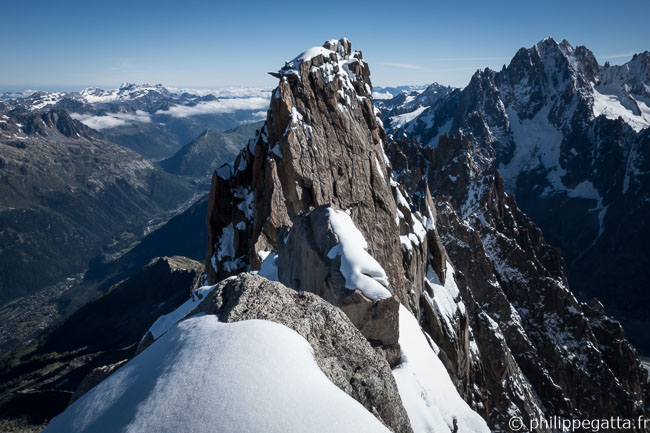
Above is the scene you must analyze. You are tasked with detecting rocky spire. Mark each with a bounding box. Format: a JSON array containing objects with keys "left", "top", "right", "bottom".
[
  {"left": 205, "top": 38, "right": 408, "bottom": 301},
  {"left": 203, "top": 37, "right": 452, "bottom": 372}
]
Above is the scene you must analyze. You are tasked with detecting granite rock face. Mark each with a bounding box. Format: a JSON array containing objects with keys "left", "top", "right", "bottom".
[
  {"left": 203, "top": 39, "right": 449, "bottom": 367},
  {"left": 204, "top": 38, "right": 406, "bottom": 303},
  {"left": 277, "top": 206, "right": 401, "bottom": 362}
]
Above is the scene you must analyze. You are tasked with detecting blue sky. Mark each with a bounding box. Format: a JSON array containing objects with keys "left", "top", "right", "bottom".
[{"left": 1, "top": 0, "right": 648, "bottom": 91}]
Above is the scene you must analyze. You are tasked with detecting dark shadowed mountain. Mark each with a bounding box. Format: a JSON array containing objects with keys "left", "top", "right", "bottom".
[
  {"left": 385, "top": 38, "right": 650, "bottom": 354},
  {"left": 159, "top": 122, "right": 262, "bottom": 186},
  {"left": 0, "top": 256, "right": 202, "bottom": 433}
]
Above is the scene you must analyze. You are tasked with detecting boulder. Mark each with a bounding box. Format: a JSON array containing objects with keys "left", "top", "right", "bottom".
[{"left": 277, "top": 205, "right": 400, "bottom": 363}]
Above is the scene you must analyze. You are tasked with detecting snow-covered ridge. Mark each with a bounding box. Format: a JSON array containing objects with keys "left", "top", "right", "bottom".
[
  {"left": 387, "top": 40, "right": 649, "bottom": 137},
  {"left": 393, "top": 305, "right": 490, "bottom": 433},
  {"left": 145, "top": 284, "right": 218, "bottom": 340},
  {"left": 44, "top": 315, "right": 391, "bottom": 433},
  {"left": 372, "top": 85, "right": 429, "bottom": 100},
  {"left": 594, "top": 53, "right": 650, "bottom": 132},
  {"left": 390, "top": 106, "right": 429, "bottom": 129},
  {"left": 80, "top": 83, "right": 170, "bottom": 103},
  {"left": 277, "top": 37, "right": 366, "bottom": 96},
  {"left": 641, "top": 359, "right": 650, "bottom": 377},
  {"left": 591, "top": 88, "right": 650, "bottom": 132}
]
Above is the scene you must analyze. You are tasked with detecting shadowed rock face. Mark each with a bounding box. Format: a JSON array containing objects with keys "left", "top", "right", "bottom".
[
  {"left": 387, "top": 39, "right": 650, "bottom": 355},
  {"left": 189, "top": 273, "right": 413, "bottom": 433},
  {"left": 389, "top": 135, "right": 649, "bottom": 431}
]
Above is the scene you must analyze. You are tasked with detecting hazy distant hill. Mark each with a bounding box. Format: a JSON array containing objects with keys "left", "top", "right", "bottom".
[{"left": 160, "top": 122, "right": 262, "bottom": 184}]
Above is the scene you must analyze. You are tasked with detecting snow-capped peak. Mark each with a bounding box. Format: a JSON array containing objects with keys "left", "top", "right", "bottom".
[
  {"left": 79, "top": 83, "right": 170, "bottom": 103},
  {"left": 594, "top": 51, "right": 650, "bottom": 131}
]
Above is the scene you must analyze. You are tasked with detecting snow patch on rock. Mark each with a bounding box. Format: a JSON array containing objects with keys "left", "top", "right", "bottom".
[
  {"left": 146, "top": 284, "right": 217, "bottom": 340},
  {"left": 326, "top": 208, "right": 392, "bottom": 301}
]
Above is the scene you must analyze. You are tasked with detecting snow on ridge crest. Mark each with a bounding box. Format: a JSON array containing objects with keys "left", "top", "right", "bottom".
[
  {"left": 393, "top": 305, "right": 491, "bottom": 433},
  {"left": 45, "top": 315, "right": 391, "bottom": 433},
  {"left": 277, "top": 38, "right": 366, "bottom": 91}
]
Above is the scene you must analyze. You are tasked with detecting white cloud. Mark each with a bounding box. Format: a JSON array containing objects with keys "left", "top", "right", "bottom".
[
  {"left": 372, "top": 91, "right": 394, "bottom": 100},
  {"left": 70, "top": 110, "right": 151, "bottom": 130},
  {"left": 166, "top": 87, "right": 272, "bottom": 98},
  {"left": 599, "top": 52, "right": 636, "bottom": 60},
  {"left": 156, "top": 97, "right": 270, "bottom": 118},
  {"left": 378, "top": 62, "right": 425, "bottom": 70}
]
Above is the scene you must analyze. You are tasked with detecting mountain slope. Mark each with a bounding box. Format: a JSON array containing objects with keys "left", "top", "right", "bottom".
[
  {"left": 388, "top": 38, "right": 650, "bottom": 353},
  {"left": 85, "top": 195, "right": 209, "bottom": 287},
  {"left": 159, "top": 122, "right": 261, "bottom": 184},
  {"left": 0, "top": 257, "right": 202, "bottom": 433},
  {"left": 0, "top": 109, "right": 194, "bottom": 305}
]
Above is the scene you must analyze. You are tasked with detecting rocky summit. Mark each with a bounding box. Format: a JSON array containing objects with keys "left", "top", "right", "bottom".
[{"left": 25, "top": 38, "right": 650, "bottom": 433}]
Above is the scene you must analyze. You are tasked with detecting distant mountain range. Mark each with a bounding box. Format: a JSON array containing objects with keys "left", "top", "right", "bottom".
[
  {"left": 0, "top": 85, "right": 261, "bottom": 362},
  {"left": 0, "top": 84, "right": 270, "bottom": 159}
]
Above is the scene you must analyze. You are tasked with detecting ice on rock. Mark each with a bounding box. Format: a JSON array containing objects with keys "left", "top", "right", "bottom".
[
  {"left": 216, "top": 163, "right": 232, "bottom": 180},
  {"left": 145, "top": 284, "right": 217, "bottom": 340},
  {"left": 500, "top": 106, "right": 565, "bottom": 194},
  {"left": 44, "top": 316, "right": 391, "bottom": 433},
  {"left": 216, "top": 223, "right": 235, "bottom": 261},
  {"left": 423, "top": 262, "right": 466, "bottom": 337}
]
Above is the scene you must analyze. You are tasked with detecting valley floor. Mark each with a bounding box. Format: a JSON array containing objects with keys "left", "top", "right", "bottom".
[
  {"left": 0, "top": 192, "right": 205, "bottom": 359},
  {"left": 0, "top": 274, "right": 85, "bottom": 357}
]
